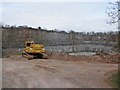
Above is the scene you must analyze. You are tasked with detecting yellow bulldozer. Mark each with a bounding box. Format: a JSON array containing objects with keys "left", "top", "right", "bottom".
[{"left": 22, "top": 40, "right": 48, "bottom": 60}]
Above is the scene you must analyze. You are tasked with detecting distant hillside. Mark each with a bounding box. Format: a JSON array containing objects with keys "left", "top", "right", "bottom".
[{"left": 1, "top": 25, "right": 118, "bottom": 49}]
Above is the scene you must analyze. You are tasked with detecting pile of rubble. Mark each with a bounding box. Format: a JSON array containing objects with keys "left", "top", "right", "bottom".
[{"left": 48, "top": 52, "right": 120, "bottom": 64}]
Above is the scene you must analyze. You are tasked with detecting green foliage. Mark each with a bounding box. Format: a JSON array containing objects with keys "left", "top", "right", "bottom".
[{"left": 109, "top": 71, "right": 120, "bottom": 88}]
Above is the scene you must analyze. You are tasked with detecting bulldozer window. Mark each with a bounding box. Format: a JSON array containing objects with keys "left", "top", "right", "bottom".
[{"left": 27, "top": 43, "right": 31, "bottom": 46}]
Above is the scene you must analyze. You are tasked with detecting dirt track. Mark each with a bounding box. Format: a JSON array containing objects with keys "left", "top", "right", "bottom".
[{"left": 2, "top": 55, "right": 118, "bottom": 88}]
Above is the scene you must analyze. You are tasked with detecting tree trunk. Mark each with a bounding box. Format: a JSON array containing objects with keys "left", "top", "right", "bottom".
[{"left": 118, "top": 2, "right": 120, "bottom": 53}]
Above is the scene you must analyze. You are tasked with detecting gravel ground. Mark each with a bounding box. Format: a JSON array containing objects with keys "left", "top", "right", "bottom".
[{"left": 2, "top": 55, "right": 118, "bottom": 88}]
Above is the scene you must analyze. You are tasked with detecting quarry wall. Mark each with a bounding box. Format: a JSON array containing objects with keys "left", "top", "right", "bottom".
[{"left": 1, "top": 28, "right": 118, "bottom": 56}]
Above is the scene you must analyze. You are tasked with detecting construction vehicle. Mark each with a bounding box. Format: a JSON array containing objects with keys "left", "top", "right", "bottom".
[{"left": 22, "top": 41, "right": 47, "bottom": 60}]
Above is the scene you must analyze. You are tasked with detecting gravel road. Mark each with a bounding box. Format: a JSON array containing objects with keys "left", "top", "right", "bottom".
[{"left": 2, "top": 56, "right": 118, "bottom": 88}]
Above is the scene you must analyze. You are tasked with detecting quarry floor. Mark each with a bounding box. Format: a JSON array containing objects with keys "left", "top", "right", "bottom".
[{"left": 2, "top": 55, "right": 118, "bottom": 88}]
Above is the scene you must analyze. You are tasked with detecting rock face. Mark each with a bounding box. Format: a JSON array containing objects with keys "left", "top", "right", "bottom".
[{"left": 1, "top": 28, "right": 118, "bottom": 56}]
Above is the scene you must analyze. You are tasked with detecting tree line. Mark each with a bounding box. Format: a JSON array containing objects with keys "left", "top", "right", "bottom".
[{"left": 0, "top": 24, "right": 118, "bottom": 36}]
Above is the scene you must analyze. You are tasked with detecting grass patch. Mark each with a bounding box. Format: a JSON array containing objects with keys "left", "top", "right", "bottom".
[
  {"left": 109, "top": 71, "right": 120, "bottom": 88},
  {"left": 16, "top": 51, "right": 22, "bottom": 55}
]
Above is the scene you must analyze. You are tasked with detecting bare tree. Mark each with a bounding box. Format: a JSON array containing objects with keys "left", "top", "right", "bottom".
[
  {"left": 69, "top": 30, "right": 76, "bottom": 52},
  {"left": 106, "top": 1, "right": 120, "bottom": 52},
  {"left": 106, "top": 1, "right": 120, "bottom": 24}
]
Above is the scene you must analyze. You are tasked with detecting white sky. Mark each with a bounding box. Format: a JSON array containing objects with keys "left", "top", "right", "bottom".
[{"left": 1, "top": 1, "right": 118, "bottom": 32}]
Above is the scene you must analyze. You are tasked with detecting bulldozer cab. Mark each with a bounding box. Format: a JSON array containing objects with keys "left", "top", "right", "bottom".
[{"left": 25, "top": 41, "right": 34, "bottom": 47}]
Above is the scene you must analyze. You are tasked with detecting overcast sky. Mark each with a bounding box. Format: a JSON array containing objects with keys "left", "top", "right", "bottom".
[{"left": 1, "top": 2, "right": 118, "bottom": 32}]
